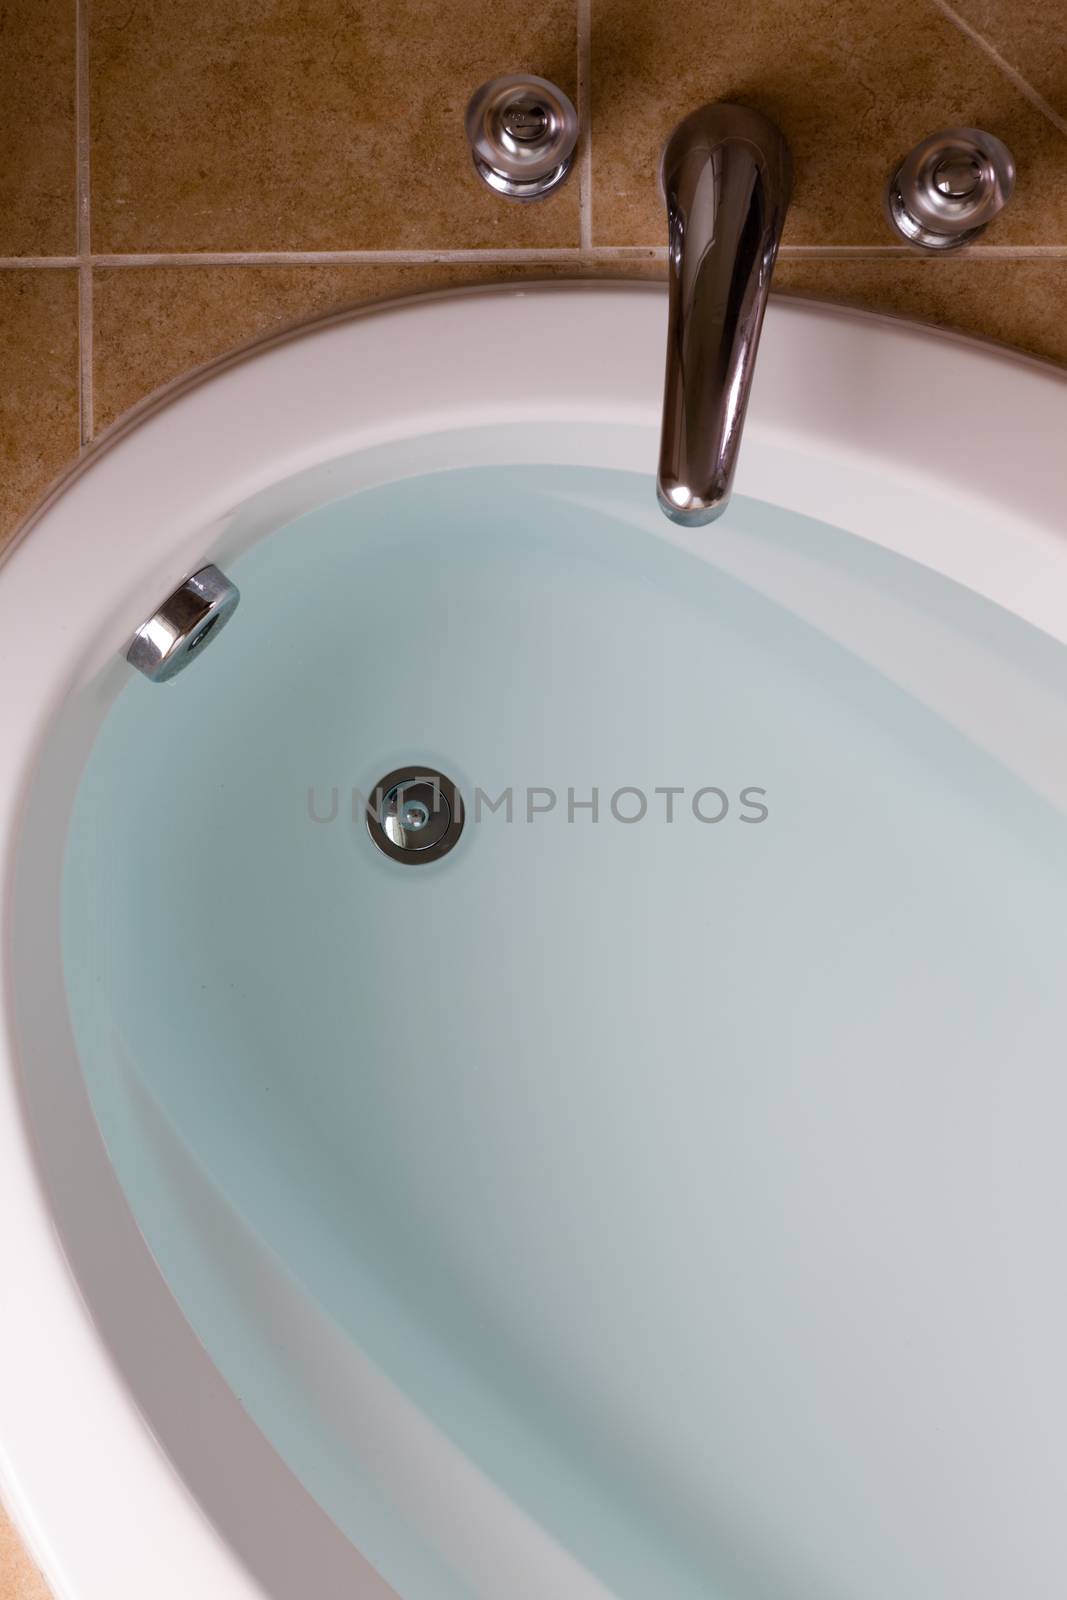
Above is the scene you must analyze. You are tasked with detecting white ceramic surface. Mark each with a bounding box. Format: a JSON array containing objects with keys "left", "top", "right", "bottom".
[{"left": 2, "top": 284, "right": 1067, "bottom": 1600}]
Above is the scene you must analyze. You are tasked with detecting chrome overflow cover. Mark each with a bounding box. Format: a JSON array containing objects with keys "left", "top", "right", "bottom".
[
  {"left": 126, "top": 563, "right": 240, "bottom": 682},
  {"left": 465, "top": 74, "right": 579, "bottom": 200},
  {"left": 367, "top": 767, "right": 465, "bottom": 865}
]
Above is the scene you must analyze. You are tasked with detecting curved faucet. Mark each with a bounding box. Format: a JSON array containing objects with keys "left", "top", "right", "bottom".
[{"left": 657, "top": 103, "right": 792, "bottom": 526}]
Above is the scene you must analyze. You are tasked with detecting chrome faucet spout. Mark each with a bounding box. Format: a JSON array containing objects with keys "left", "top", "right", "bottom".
[{"left": 657, "top": 103, "right": 792, "bottom": 526}]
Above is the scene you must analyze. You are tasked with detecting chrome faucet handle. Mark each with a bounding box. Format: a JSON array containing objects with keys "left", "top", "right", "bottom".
[
  {"left": 465, "top": 75, "right": 578, "bottom": 201},
  {"left": 886, "top": 128, "right": 1015, "bottom": 250}
]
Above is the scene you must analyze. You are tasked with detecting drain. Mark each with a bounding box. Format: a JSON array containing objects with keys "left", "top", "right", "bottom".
[{"left": 366, "top": 766, "right": 465, "bottom": 865}]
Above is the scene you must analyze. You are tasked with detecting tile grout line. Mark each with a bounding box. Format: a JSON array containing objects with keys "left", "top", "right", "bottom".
[
  {"left": 77, "top": 271, "right": 93, "bottom": 447},
  {"left": 75, "top": 0, "right": 94, "bottom": 446},
  {"left": 91, "top": 248, "right": 600, "bottom": 266},
  {"left": 780, "top": 244, "right": 1067, "bottom": 258},
  {"left": 577, "top": 0, "right": 593, "bottom": 251},
  {"left": 5, "top": 245, "right": 1067, "bottom": 271},
  {"left": 929, "top": 0, "right": 1067, "bottom": 140},
  {"left": 91, "top": 247, "right": 621, "bottom": 265}
]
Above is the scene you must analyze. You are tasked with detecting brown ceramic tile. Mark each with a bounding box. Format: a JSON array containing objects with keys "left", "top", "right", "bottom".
[
  {"left": 90, "top": 0, "right": 580, "bottom": 252},
  {"left": 93, "top": 261, "right": 653, "bottom": 430},
  {"left": 0, "top": 271, "right": 80, "bottom": 551},
  {"left": 947, "top": 0, "right": 1067, "bottom": 123},
  {"left": 0, "top": 0, "right": 77, "bottom": 256},
  {"left": 775, "top": 256, "right": 1067, "bottom": 366},
  {"left": 591, "top": 0, "right": 1067, "bottom": 246},
  {"left": 0, "top": 1502, "right": 51, "bottom": 1600}
]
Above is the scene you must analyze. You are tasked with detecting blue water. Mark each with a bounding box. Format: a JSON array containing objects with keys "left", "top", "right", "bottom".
[{"left": 63, "top": 467, "right": 1067, "bottom": 1600}]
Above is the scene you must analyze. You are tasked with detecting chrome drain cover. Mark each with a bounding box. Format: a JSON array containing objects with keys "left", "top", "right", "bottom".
[{"left": 366, "top": 767, "right": 465, "bottom": 865}]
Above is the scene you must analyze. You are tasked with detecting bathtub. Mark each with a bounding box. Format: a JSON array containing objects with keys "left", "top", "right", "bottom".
[{"left": 3, "top": 283, "right": 1067, "bottom": 1600}]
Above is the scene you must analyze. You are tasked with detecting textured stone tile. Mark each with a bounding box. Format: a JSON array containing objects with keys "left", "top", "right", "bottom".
[
  {"left": 0, "top": 0, "right": 77, "bottom": 255},
  {"left": 0, "top": 1502, "right": 51, "bottom": 1600},
  {"left": 591, "top": 0, "right": 1067, "bottom": 246},
  {"left": 0, "top": 272, "right": 80, "bottom": 552},
  {"left": 946, "top": 0, "right": 1067, "bottom": 123},
  {"left": 90, "top": 0, "right": 579, "bottom": 252}
]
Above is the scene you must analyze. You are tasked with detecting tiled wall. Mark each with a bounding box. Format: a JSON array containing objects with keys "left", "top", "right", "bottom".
[
  {"left": 0, "top": 0, "right": 1064, "bottom": 1585},
  {"left": 2, "top": 0, "right": 1067, "bottom": 560},
  {"left": 0, "top": 1507, "right": 48, "bottom": 1600}
]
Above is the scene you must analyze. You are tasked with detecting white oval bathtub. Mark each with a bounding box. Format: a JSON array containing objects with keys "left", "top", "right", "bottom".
[{"left": 3, "top": 285, "right": 1067, "bottom": 1600}]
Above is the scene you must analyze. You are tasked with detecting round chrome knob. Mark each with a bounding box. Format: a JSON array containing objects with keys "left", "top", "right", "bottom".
[
  {"left": 933, "top": 153, "right": 983, "bottom": 198},
  {"left": 886, "top": 128, "right": 1015, "bottom": 250},
  {"left": 465, "top": 75, "right": 579, "bottom": 201}
]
